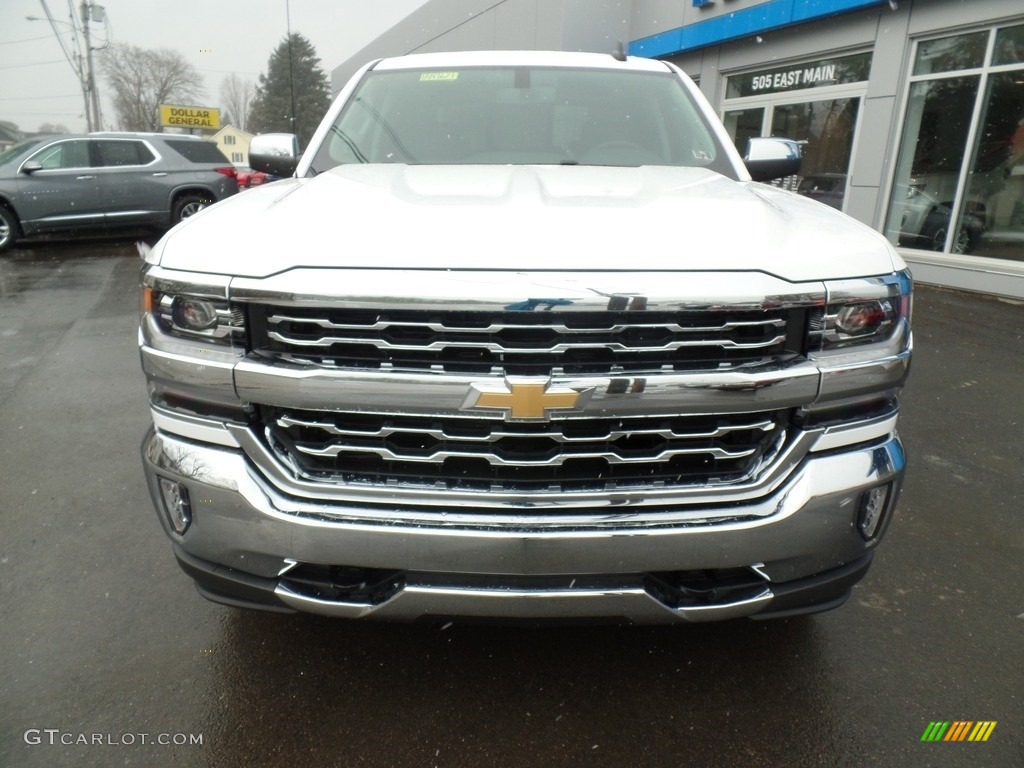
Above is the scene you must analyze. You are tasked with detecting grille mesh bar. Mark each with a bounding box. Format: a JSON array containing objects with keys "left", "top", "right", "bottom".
[
  {"left": 251, "top": 306, "right": 804, "bottom": 375},
  {"left": 263, "top": 407, "right": 791, "bottom": 493}
]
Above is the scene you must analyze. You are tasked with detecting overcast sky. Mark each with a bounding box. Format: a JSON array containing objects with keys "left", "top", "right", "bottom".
[{"left": 0, "top": 0, "right": 428, "bottom": 133}]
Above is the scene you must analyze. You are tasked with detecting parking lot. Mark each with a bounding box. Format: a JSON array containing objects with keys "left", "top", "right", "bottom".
[{"left": 1, "top": 238, "right": 1022, "bottom": 767}]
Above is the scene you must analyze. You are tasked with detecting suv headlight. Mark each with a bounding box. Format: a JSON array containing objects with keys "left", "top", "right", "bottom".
[{"left": 812, "top": 270, "right": 912, "bottom": 350}]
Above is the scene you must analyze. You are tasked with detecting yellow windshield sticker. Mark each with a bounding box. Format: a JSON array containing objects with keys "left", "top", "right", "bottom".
[{"left": 420, "top": 72, "right": 459, "bottom": 81}]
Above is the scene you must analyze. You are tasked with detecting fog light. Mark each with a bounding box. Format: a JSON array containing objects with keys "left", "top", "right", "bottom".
[
  {"left": 857, "top": 483, "right": 891, "bottom": 541},
  {"left": 158, "top": 477, "right": 192, "bottom": 535}
]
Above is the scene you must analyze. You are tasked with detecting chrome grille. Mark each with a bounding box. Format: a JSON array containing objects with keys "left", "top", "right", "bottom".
[
  {"left": 249, "top": 307, "right": 805, "bottom": 375},
  {"left": 262, "top": 407, "right": 792, "bottom": 493}
]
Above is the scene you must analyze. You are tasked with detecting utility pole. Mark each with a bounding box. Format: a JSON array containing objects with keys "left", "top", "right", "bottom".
[
  {"left": 286, "top": 0, "right": 296, "bottom": 135},
  {"left": 31, "top": 0, "right": 106, "bottom": 131},
  {"left": 80, "top": 1, "right": 103, "bottom": 131},
  {"left": 34, "top": 0, "right": 91, "bottom": 130}
]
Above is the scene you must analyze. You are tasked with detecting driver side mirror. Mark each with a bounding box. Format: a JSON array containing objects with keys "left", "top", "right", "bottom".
[
  {"left": 249, "top": 133, "right": 300, "bottom": 178},
  {"left": 744, "top": 138, "right": 802, "bottom": 182},
  {"left": 20, "top": 161, "right": 43, "bottom": 174}
]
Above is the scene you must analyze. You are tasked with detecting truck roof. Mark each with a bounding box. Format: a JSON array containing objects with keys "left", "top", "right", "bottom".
[{"left": 370, "top": 49, "right": 674, "bottom": 73}]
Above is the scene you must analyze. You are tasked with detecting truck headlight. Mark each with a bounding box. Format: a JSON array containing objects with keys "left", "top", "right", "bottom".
[
  {"left": 173, "top": 297, "right": 220, "bottom": 332},
  {"left": 143, "top": 287, "right": 245, "bottom": 346},
  {"left": 835, "top": 300, "right": 892, "bottom": 336},
  {"left": 813, "top": 270, "right": 912, "bottom": 350}
]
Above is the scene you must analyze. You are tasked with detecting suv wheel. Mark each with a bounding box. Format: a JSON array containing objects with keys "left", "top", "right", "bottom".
[
  {"left": 0, "top": 206, "right": 18, "bottom": 253},
  {"left": 929, "top": 224, "right": 975, "bottom": 255},
  {"left": 173, "top": 193, "right": 214, "bottom": 223}
]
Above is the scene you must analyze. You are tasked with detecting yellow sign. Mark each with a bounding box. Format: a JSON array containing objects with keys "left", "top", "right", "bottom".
[{"left": 159, "top": 105, "right": 221, "bottom": 130}]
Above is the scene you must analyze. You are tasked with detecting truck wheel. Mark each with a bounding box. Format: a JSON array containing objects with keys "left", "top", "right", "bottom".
[
  {"left": 173, "top": 193, "right": 214, "bottom": 224},
  {"left": 0, "top": 205, "right": 18, "bottom": 253}
]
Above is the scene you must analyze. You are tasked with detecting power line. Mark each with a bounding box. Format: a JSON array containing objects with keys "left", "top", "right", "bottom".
[
  {"left": 197, "top": 68, "right": 260, "bottom": 76},
  {"left": 0, "top": 34, "right": 56, "bottom": 44},
  {"left": 0, "top": 60, "right": 64, "bottom": 69},
  {"left": 0, "top": 95, "right": 81, "bottom": 100},
  {"left": 7, "top": 110, "right": 84, "bottom": 116}
]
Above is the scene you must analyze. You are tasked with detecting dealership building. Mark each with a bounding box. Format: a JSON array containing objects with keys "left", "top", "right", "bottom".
[{"left": 333, "top": 0, "right": 1024, "bottom": 299}]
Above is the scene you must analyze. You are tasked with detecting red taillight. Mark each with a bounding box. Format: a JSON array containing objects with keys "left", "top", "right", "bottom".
[{"left": 214, "top": 167, "right": 237, "bottom": 179}]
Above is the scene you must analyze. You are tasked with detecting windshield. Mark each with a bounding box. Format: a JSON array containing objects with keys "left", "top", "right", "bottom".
[{"left": 309, "top": 65, "right": 732, "bottom": 175}]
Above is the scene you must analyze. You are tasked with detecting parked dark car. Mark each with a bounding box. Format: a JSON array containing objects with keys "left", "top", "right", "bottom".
[{"left": 0, "top": 132, "right": 238, "bottom": 252}]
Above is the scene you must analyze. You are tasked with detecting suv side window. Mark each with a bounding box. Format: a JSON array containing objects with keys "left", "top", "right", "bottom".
[
  {"left": 163, "top": 139, "right": 232, "bottom": 164},
  {"left": 29, "top": 139, "right": 91, "bottom": 170},
  {"left": 94, "top": 140, "right": 156, "bottom": 167}
]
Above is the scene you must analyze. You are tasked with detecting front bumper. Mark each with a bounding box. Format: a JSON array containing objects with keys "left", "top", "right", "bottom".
[{"left": 142, "top": 425, "right": 904, "bottom": 623}]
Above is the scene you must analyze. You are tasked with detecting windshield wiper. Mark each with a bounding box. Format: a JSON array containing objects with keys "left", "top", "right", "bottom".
[
  {"left": 354, "top": 97, "right": 417, "bottom": 163},
  {"left": 329, "top": 126, "right": 369, "bottom": 164}
]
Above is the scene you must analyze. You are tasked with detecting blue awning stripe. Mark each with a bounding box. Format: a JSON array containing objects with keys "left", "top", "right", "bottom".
[{"left": 629, "top": 0, "right": 889, "bottom": 58}]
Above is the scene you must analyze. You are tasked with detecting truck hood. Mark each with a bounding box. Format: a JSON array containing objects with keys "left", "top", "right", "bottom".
[{"left": 156, "top": 164, "right": 902, "bottom": 282}]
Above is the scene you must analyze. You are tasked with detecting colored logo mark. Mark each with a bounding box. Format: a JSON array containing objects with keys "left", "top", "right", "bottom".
[
  {"left": 921, "top": 721, "right": 997, "bottom": 742},
  {"left": 463, "top": 380, "right": 584, "bottom": 421}
]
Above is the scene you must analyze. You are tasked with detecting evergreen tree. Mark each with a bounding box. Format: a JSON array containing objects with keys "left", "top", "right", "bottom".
[{"left": 249, "top": 34, "right": 331, "bottom": 150}]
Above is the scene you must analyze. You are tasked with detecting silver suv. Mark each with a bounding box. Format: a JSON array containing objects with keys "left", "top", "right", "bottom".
[{"left": 0, "top": 132, "right": 238, "bottom": 252}]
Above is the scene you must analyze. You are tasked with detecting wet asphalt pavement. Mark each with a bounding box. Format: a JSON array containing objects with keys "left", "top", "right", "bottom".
[{"left": 0, "top": 238, "right": 1022, "bottom": 768}]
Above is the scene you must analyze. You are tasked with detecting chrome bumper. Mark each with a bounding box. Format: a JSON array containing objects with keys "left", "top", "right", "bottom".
[{"left": 142, "top": 425, "right": 904, "bottom": 623}]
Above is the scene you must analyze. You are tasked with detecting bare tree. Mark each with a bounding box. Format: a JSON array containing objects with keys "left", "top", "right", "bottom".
[
  {"left": 100, "top": 43, "right": 204, "bottom": 131},
  {"left": 219, "top": 74, "right": 255, "bottom": 132}
]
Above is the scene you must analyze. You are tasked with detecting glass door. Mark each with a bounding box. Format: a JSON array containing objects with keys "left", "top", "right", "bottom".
[
  {"left": 722, "top": 52, "right": 870, "bottom": 212},
  {"left": 724, "top": 94, "right": 862, "bottom": 210},
  {"left": 770, "top": 97, "right": 860, "bottom": 206}
]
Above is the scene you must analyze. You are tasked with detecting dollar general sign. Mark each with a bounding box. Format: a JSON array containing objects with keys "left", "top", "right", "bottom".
[{"left": 159, "top": 105, "right": 221, "bottom": 129}]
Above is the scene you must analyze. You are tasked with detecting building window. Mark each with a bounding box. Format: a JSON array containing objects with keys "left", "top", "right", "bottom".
[
  {"left": 224, "top": 135, "right": 236, "bottom": 145},
  {"left": 231, "top": 152, "right": 244, "bottom": 163},
  {"left": 886, "top": 23, "right": 1024, "bottom": 261}
]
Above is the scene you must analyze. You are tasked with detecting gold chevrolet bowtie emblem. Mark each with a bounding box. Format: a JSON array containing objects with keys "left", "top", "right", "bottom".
[{"left": 463, "top": 380, "right": 586, "bottom": 421}]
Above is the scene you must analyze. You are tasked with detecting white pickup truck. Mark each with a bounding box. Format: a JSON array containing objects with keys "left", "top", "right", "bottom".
[{"left": 139, "top": 50, "right": 911, "bottom": 622}]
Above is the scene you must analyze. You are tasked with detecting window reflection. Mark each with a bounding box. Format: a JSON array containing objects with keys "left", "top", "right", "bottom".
[
  {"left": 994, "top": 24, "right": 1024, "bottom": 66},
  {"left": 890, "top": 24, "right": 1024, "bottom": 263},
  {"left": 959, "top": 73, "right": 1024, "bottom": 260},
  {"left": 913, "top": 32, "right": 987, "bottom": 75},
  {"left": 886, "top": 77, "right": 979, "bottom": 252},
  {"left": 772, "top": 98, "right": 859, "bottom": 207},
  {"left": 723, "top": 108, "right": 764, "bottom": 154}
]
